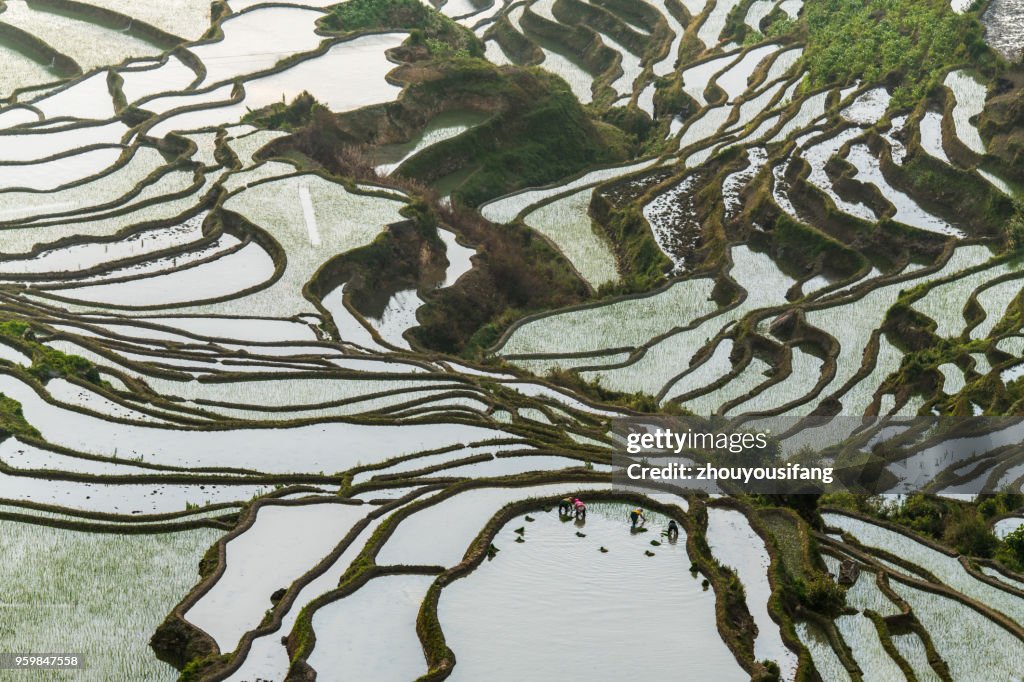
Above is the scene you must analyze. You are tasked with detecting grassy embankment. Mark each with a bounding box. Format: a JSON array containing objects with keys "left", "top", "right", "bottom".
[
  {"left": 0, "top": 320, "right": 101, "bottom": 440},
  {"left": 824, "top": 492, "right": 1024, "bottom": 572}
]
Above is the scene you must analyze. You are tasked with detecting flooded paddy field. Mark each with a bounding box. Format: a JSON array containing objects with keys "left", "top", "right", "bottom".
[
  {"left": 440, "top": 503, "right": 746, "bottom": 681},
  {"left": 0, "top": 0, "right": 1022, "bottom": 679}
]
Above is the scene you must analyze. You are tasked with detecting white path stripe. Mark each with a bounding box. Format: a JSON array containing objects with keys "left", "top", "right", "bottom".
[{"left": 298, "top": 184, "right": 320, "bottom": 246}]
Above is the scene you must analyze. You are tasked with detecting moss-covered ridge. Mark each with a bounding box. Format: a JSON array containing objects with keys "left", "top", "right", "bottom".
[
  {"left": 320, "top": 0, "right": 483, "bottom": 58},
  {"left": 395, "top": 60, "right": 632, "bottom": 206}
]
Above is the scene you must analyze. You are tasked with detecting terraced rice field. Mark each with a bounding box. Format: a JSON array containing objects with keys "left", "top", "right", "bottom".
[
  {"left": 522, "top": 189, "right": 620, "bottom": 288},
  {"left": 441, "top": 503, "right": 746, "bottom": 681},
  {"left": 1, "top": 0, "right": 1023, "bottom": 680},
  {"left": 945, "top": 70, "right": 989, "bottom": 154}
]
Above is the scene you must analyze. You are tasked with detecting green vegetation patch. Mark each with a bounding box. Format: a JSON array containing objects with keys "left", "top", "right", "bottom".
[
  {"left": 771, "top": 214, "right": 865, "bottom": 277},
  {"left": 399, "top": 63, "right": 630, "bottom": 206},
  {"left": 30, "top": 346, "right": 102, "bottom": 385},
  {"left": 321, "top": 0, "right": 483, "bottom": 57},
  {"left": 757, "top": 508, "right": 813, "bottom": 582},
  {"left": 999, "top": 524, "right": 1024, "bottom": 572},
  {"left": 803, "top": 0, "right": 992, "bottom": 106},
  {"left": 312, "top": 204, "right": 448, "bottom": 324},
  {"left": 242, "top": 91, "right": 318, "bottom": 131},
  {"left": 411, "top": 206, "right": 591, "bottom": 355},
  {"left": 0, "top": 320, "right": 100, "bottom": 385},
  {"left": 826, "top": 493, "right": 1020, "bottom": 562},
  {"left": 0, "top": 393, "right": 39, "bottom": 440}
]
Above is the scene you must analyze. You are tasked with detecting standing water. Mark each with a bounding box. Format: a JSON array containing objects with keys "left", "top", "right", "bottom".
[
  {"left": 706, "top": 508, "right": 798, "bottom": 678},
  {"left": 982, "top": 0, "right": 1024, "bottom": 62},
  {"left": 439, "top": 503, "right": 747, "bottom": 681}
]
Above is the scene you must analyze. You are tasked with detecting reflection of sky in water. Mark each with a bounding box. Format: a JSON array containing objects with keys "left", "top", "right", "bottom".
[
  {"left": 440, "top": 503, "right": 746, "bottom": 681},
  {"left": 887, "top": 420, "right": 1024, "bottom": 493}
]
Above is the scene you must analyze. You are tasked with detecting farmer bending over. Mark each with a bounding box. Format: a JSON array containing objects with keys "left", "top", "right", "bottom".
[
  {"left": 574, "top": 498, "right": 587, "bottom": 520},
  {"left": 630, "top": 507, "right": 647, "bottom": 529}
]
